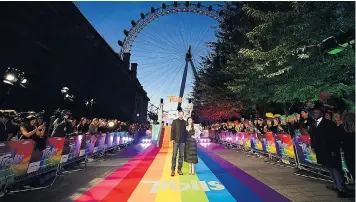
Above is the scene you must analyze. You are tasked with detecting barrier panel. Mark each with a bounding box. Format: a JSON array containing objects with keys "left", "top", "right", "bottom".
[
  {"left": 0, "top": 132, "right": 137, "bottom": 188},
  {"left": 0, "top": 130, "right": 139, "bottom": 190},
  {"left": 61, "top": 135, "right": 84, "bottom": 164},
  {"left": 27, "top": 137, "right": 65, "bottom": 174},
  {"left": 261, "top": 132, "right": 278, "bottom": 155},
  {"left": 0, "top": 140, "right": 35, "bottom": 184},
  {"left": 250, "top": 133, "right": 263, "bottom": 152},
  {"left": 293, "top": 133, "right": 322, "bottom": 169},
  {"left": 274, "top": 133, "right": 296, "bottom": 160},
  {"left": 213, "top": 129, "right": 352, "bottom": 183}
]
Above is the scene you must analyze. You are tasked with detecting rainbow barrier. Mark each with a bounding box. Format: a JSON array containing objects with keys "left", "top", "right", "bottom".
[
  {"left": 215, "top": 130, "right": 353, "bottom": 184},
  {"left": 0, "top": 131, "right": 137, "bottom": 189}
]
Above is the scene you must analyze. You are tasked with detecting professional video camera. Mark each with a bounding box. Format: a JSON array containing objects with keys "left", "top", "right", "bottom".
[
  {"left": 0, "top": 110, "right": 24, "bottom": 124},
  {"left": 51, "top": 109, "right": 71, "bottom": 119},
  {"left": 0, "top": 109, "right": 45, "bottom": 126}
]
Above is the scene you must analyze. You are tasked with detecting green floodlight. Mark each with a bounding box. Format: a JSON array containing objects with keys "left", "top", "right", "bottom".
[{"left": 328, "top": 47, "right": 345, "bottom": 55}]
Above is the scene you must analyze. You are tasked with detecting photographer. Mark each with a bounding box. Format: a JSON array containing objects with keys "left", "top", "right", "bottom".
[
  {"left": 51, "top": 111, "right": 72, "bottom": 137},
  {"left": 34, "top": 116, "right": 47, "bottom": 151},
  {"left": 0, "top": 110, "right": 19, "bottom": 141},
  {"left": 19, "top": 116, "right": 45, "bottom": 141}
]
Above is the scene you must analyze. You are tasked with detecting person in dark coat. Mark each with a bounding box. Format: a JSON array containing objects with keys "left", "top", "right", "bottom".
[
  {"left": 170, "top": 110, "right": 187, "bottom": 176},
  {"left": 184, "top": 117, "right": 198, "bottom": 175},
  {"left": 310, "top": 105, "right": 350, "bottom": 198},
  {"left": 340, "top": 113, "right": 355, "bottom": 181}
]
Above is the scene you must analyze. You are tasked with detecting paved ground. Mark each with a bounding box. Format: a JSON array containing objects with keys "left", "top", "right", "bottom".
[
  {"left": 213, "top": 145, "right": 355, "bottom": 202},
  {"left": 2, "top": 143, "right": 355, "bottom": 202}
]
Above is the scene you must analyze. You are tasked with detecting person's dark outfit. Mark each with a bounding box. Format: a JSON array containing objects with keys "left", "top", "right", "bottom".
[
  {"left": 51, "top": 118, "right": 67, "bottom": 137},
  {"left": 339, "top": 124, "right": 355, "bottom": 180},
  {"left": 77, "top": 124, "right": 89, "bottom": 134},
  {"left": 310, "top": 118, "right": 347, "bottom": 196},
  {"left": 287, "top": 123, "right": 300, "bottom": 137},
  {"left": 269, "top": 125, "right": 278, "bottom": 134},
  {"left": 19, "top": 123, "right": 36, "bottom": 140},
  {"left": 184, "top": 128, "right": 198, "bottom": 164},
  {"left": 170, "top": 118, "right": 187, "bottom": 173},
  {"left": 255, "top": 124, "right": 264, "bottom": 134},
  {"left": 98, "top": 126, "right": 108, "bottom": 133},
  {"left": 34, "top": 123, "right": 47, "bottom": 151},
  {"left": 0, "top": 120, "right": 18, "bottom": 141}
]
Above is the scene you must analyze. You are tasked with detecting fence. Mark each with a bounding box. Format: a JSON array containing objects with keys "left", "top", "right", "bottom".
[
  {"left": 0, "top": 131, "right": 138, "bottom": 195},
  {"left": 211, "top": 129, "right": 354, "bottom": 184}
]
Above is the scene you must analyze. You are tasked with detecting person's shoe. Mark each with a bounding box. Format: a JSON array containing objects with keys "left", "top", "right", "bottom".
[
  {"left": 326, "top": 185, "right": 338, "bottom": 191},
  {"left": 178, "top": 170, "right": 183, "bottom": 175},
  {"left": 337, "top": 190, "right": 351, "bottom": 198},
  {"left": 171, "top": 170, "right": 175, "bottom": 177}
]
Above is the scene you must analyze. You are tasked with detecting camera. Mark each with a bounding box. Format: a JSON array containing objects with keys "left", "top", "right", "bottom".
[{"left": 51, "top": 109, "right": 70, "bottom": 119}]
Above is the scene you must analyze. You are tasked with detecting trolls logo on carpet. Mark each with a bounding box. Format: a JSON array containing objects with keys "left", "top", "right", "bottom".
[{"left": 142, "top": 180, "right": 225, "bottom": 193}]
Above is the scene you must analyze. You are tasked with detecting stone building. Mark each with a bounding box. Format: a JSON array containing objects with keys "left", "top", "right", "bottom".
[{"left": 0, "top": 2, "right": 148, "bottom": 121}]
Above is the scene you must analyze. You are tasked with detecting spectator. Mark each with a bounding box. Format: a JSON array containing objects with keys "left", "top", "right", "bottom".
[
  {"left": 34, "top": 116, "right": 47, "bottom": 151},
  {"left": 310, "top": 104, "right": 349, "bottom": 198},
  {"left": 88, "top": 118, "right": 98, "bottom": 134},
  {"left": 19, "top": 116, "right": 44, "bottom": 140},
  {"left": 340, "top": 113, "right": 355, "bottom": 180},
  {"left": 0, "top": 111, "right": 19, "bottom": 141},
  {"left": 51, "top": 112, "right": 71, "bottom": 137},
  {"left": 77, "top": 117, "right": 89, "bottom": 134}
]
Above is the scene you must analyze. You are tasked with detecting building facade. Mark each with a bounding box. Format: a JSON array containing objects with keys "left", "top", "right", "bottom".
[{"left": 0, "top": 2, "right": 148, "bottom": 121}]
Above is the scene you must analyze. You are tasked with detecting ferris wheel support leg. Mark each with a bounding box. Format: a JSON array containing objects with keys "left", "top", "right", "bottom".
[
  {"left": 190, "top": 60, "right": 198, "bottom": 80},
  {"left": 178, "top": 60, "right": 189, "bottom": 110}
]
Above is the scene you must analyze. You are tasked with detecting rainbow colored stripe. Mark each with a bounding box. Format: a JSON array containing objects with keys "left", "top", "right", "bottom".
[{"left": 75, "top": 127, "right": 290, "bottom": 202}]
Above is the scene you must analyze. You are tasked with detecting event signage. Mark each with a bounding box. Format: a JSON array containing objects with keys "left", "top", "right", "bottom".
[
  {"left": 293, "top": 133, "right": 317, "bottom": 165},
  {"left": 0, "top": 140, "right": 35, "bottom": 179},
  {"left": 274, "top": 133, "right": 295, "bottom": 159},
  {"left": 61, "top": 135, "right": 84, "bottom": 164},
  {"left": 250, "top": 133, "right": 263, "bottom": 151},
  {"left": 0, "top": 131, "right": 138, "bottom": 185},
  {"left": 27, "top": 137, "right": 65, "bottom": 173},
  {"left": 261, "top": 132, "right": 277, "bottom": 155},
  {"left": 168, "top": 96, "right": 184, "bottom": 103},
  {"left": 112, "top": 132, "right": 120, "bottom": 146}
]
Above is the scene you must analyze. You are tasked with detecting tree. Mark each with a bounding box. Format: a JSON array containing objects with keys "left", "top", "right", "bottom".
[{"left": 192, "top": 1, "right": 355, "bottom": 120}]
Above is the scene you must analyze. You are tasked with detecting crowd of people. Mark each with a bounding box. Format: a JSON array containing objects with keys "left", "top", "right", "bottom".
[
  {"left": 205, "top": 92, "right": 355, "bottom": 198},
  {"left": 0, "top": 110, "right": 150, "bottom": 151}
]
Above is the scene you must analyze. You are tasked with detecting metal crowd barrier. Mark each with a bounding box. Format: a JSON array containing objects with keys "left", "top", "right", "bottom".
[
  {"left": 212, "top": 130, "right": 354, "bottom": 185},
  {"left": 0, "top": 131, "right": 139, "bottom": 197}
]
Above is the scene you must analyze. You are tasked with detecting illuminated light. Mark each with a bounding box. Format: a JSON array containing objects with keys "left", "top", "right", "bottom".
[
  {"left": 5, "top": 74, "right": 15, "bottom": 81},
  {"left": 108, "top": 121, "right": 115, "bottom": 127},
  {"left": 328, "top": 47, "right": 344, "bottom": 55}
]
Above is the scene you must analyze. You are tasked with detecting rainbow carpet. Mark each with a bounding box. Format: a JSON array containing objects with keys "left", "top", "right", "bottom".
[{"left": 75, "top": 127, "right": 291, "bottom": 202}]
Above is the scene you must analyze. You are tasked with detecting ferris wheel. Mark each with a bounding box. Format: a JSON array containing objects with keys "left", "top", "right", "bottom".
[{"left": 117, "top": 1, "right": 223, "bottom": 110}]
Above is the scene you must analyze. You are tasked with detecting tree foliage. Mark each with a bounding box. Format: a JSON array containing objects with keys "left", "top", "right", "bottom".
[{"left": 193, "top": 1, "right": 355, "bottom": 120}]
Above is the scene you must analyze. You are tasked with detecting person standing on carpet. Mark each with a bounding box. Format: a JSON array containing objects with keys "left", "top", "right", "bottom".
[
  {"left": 184, "top": 117, "right": 198, "bottom": 175},
  {"left": 170, "top": 110, "right": 187, "bottom": 176}
]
